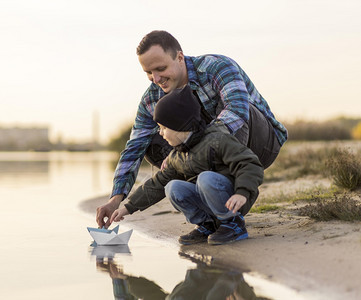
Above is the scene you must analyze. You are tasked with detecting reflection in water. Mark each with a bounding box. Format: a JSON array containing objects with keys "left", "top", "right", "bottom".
[
  {"left": 0, "top": 161, "right": 49, "bottom": 183},
  {"left": 97, "top": 259, "right": 168, "bottom": 300},
  {"left": 0, "top": 161, "right": 49, "bottom": 174},
  {"left": 90, "top": 245, "right": 271, "bottom": 300},
  {"left": 167, "top": 259, "right": 270, "bottom": 300},
  {"left": 0, "top": 151, "right": 276, "bottom": 299},
  {"left": 93, "top": 247, "right": 168, "bottom": 300},
  {"left": 90, "top": 244, "right": 131, "bottom": 258},
  {"left": 0, "top": 151, "right": 117, "bottom": 194}
]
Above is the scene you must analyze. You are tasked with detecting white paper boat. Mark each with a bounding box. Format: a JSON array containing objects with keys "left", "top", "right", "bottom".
[
  {"left": 87, "top": 225, "right": 119, "bottom": 234},
  {"left": 87, "top": 225, "right": 133, "bottom": 245}
]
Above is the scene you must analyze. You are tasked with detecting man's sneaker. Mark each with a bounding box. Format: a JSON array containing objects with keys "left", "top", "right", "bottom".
[
  {"left": 208, "top": 215, "right": 248, "bottom": 245},
  {"left": 179, "top": 221, "right": 216, "bottom": 245}
]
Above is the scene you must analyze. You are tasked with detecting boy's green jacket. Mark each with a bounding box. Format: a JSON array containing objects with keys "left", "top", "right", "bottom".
[{"left": 124, "top": 122, "right": 264, "bottom": 216}]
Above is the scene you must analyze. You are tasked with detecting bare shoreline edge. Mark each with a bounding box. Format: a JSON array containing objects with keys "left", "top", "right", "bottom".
[{"left": 79, "top": 192, "right": 361, "bottom": 300}]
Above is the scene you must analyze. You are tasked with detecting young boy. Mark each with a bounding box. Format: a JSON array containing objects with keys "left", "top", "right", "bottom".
[{"left": 110, "top": 85, "right": 264, "bottom": 245}]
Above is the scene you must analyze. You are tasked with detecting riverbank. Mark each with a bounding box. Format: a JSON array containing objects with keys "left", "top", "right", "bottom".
[{"left": 81, "top": 181, "right": 361, "bottom": 300}]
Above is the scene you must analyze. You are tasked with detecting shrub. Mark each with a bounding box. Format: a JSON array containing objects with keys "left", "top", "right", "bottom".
[
  {"left": 326, "top": 149, "right": 361, "bottom": 190},
  {"left": 284, "top": 120, "right": 351, "bottom": 141},
  {"left": 107, "top": 124, "right": 132, "bottom": 152},
  {"left": 351, "top": 121, "right": 361, "bottom": 140},
  {"left": 264, "top": 145, "right": 338, "bottom": 181},
  {"left": 299, "top": 193, "right": 361, "bottom": 221}
]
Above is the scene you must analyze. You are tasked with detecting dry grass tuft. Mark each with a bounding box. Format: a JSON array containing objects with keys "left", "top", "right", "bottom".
[
  {"left": 326, "top": 149, "right": 361, "bottom": 190},
  {"left": 299, "top": 193, "right": 361, "bottom": 221}
]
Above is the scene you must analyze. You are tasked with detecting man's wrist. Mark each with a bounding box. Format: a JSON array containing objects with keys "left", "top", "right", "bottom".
[{"left": 109, "top": 194, "right": 124, "bottom": 207}]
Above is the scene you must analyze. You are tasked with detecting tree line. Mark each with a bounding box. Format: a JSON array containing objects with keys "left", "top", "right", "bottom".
[{"left": 108, "top": 117, "right": 361, "bottom": 152}]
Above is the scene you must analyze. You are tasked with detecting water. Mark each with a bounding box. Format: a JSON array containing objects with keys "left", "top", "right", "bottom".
[{"left": 0, "top": 151, "right": 311, "bottom": 300}]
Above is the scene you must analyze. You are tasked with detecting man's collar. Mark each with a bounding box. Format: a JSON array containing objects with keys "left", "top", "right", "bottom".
[{"left": 184, "top": 56, "right": 199, "bottom": 90}]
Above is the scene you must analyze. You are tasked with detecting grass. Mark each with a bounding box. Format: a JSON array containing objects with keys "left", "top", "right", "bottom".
[
  {"left": 250, "top": 204, "right": 280, "bottom": 213},
  {"left": 257, "top": 143, "right": 361, "bottom": 222},
  {"left": 257, "top": 186, "right": 338, "bottom": 205},
  {"left": 299, "top": 193, "right": 361, "bottom": 221},
  {"left": 326, "top": 148, "right": 361, "bottom": 190},
  {"left": 264, "top": 144, "right": 339, "bottom": 182},
  {"left": 255, "top": 186, "right": 361, "bottom": 222}
]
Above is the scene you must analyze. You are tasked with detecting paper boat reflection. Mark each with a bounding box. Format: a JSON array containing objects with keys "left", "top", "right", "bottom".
[
  {"left": 90, "top": 244, "right": 131, "bottom": 258},
  {"left": 87, "top": 225, "right": 133, "bottom": 246}
]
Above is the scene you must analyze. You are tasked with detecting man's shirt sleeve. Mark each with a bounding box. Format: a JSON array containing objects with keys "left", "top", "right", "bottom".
[
  {"left": 111, "top": 91, "right": 158, "bottom": 198},
  {"left": 192, "top": 55, "right": 250, "bottom": 134}
]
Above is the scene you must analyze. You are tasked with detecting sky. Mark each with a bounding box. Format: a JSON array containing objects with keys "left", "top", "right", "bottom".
[{"left": 1, "top": 0, "right": 360, "bottom": 143}]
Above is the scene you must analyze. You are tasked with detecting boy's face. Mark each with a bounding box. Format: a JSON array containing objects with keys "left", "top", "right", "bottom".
[
  {"left": 158, "top": 124, "right": 189, "bottom": 147},
  {"left": 138, "top": 45, "right": 188, "bottom": 93}
]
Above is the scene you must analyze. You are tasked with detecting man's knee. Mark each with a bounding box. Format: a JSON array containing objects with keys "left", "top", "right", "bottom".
[
  {"left": 246, "top": 104, "right": 281, "bottom": 169},
  {"left": 234, "top": 122, "right": 249, "bottom": 146}
]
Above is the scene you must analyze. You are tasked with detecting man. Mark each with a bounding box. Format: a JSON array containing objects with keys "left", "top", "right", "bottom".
[{"left": 96, "top": 30, "right": 287, "bottom": 228}]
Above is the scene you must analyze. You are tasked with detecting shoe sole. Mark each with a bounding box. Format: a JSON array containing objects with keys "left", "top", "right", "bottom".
[
  {"left": 208, "top": 232, "right": 249, "bottom": 245},
  {"left": 178, "top": 239, "right": 208, "bottom": 245}
]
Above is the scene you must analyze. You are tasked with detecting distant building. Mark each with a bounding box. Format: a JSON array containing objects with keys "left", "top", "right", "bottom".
[{"left": 0, "top": 126, "right": 51, "bottom": 151}]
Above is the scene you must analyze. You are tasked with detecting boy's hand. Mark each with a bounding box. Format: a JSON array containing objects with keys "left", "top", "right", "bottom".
[
  {"left": 161, "top": 156, "right": 169, "bottom": 170},
  {"left": 110, "top": 206, "right": 130, "bottom": 224},
  {"left": 225, "top": 194, "right": 247, "bottom": 214}
]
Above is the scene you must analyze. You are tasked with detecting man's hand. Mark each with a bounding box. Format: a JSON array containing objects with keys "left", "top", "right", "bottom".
[
  {"left": 110, "top": 206, "right": 130, "bottom": 223},
  {"left": 225, "top": 194, "right": 247, "bottom": 214},
  {"left": 96, "top": 195, "right": 123, "bottom": 228}
]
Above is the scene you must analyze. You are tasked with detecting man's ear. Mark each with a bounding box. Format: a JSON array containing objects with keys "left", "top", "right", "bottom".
[{"left": 177, "top": 51, "right": 184, "bottom": 62}]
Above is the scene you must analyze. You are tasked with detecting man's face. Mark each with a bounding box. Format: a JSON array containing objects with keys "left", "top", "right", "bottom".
[{"left": 138, "top": 45, "right": 188, "bottom": 93}]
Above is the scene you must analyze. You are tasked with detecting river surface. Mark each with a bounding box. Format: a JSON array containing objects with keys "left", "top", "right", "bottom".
[{"left": 0, "top": 151, "right": 312, "bottom": 300}]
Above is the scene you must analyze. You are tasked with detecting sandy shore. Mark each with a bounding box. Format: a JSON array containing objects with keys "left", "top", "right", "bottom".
[{"left": 80, "top": 183, "right": 361, "bottom": 300}]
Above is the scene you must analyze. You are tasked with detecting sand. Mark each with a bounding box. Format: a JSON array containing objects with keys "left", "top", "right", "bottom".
[{"left": 80, "top": 178, "right": 361, "bottom": 300}]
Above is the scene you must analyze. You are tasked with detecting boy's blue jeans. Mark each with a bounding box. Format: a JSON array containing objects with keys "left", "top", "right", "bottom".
[{"left": 165, "top": 171, "right": 239, "bottom": 225}]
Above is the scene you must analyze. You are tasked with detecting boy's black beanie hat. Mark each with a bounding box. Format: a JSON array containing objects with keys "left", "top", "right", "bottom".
[{"left": 154, "top": 85, "right": 201, "bottom": 132}]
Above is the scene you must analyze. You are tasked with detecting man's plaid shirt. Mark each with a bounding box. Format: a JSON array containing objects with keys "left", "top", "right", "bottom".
[{"left": 111, "top": 54, "right": 288, "bottom": 198}]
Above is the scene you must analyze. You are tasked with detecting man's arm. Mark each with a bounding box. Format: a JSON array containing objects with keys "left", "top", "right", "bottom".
[
  {"left": 111, "top": 103, "right": 158, "bottom": 198},
  {"left": 208, "top": 56, "right": 251, "bottom": 135},
  {"left": 206, "top": 55, "right": 287, "bottom": 145}
]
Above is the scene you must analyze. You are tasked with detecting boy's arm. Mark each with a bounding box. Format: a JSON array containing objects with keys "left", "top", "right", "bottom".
[
  {"left": 218, "top": 135, "right": 264, "bottom": 201},
  {"left": 123, "top": 166, "right": 181, "bottom": 214},
  {"left": 110, "top": 206, "right": 129, "bottom": 223}
]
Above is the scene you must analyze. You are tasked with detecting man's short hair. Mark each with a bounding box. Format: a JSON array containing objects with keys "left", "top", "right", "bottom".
[{"left": 136, "top": 30, "right": 182, "bottom": 59}]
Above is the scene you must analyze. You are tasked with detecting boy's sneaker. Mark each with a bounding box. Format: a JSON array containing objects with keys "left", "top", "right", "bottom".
[
  {"left": 208, "top": 215, "right": 248, "bottom": 245},
  {"left": 179, "top": 221, "right": 216, "bottom": 245}
]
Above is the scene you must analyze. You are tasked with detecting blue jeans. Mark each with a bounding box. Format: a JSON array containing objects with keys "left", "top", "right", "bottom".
[{"left": 165, "top": 171, "right": 239, "bottom": 225}]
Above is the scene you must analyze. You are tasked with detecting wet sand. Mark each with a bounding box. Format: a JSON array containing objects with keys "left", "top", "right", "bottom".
[{"left": 81, "top": 190, "right": 361, "bottom": 300}]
